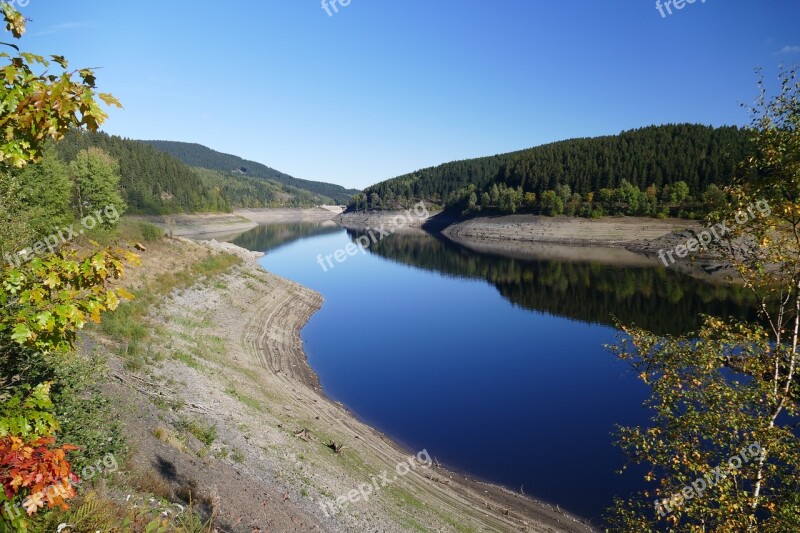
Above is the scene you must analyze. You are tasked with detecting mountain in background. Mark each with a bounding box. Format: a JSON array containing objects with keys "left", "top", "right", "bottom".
[
  {"left": 353, "top": 124, "right": 751, "bottom": 217},
  {"left": 56, "top": 131, "right": 351, "bottom": 214},
  {"left": 56, "top": 131, "right": 230, "bottom": 214},
  {"left": 143, "top": 141, "right": 360, "bottom": 205}
]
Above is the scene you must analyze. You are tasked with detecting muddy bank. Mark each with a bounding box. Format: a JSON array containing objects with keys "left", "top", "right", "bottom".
[
  {"left": 100, "top": 236, "right": 596, "bottom": 532},
  {"left": 129, "top": 213, "right": 258, "bottom": 239},
  {"left": 234, "top": 206, "right": 343, "bottom": 225},
  {"left": 338, "top": 208, "right": 433, "bottom": 233},
  {"left": 445, "top": 215, "right": 746, "bottom": 282},
  {"left": 132, "top": 208, "right": 344, "bottom": 241},
  {"left": 442, "top": 214, "right": 698, "bottom": 247}
]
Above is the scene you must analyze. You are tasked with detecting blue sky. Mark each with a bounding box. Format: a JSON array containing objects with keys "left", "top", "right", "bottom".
[{"left": 17, "top": 0, "right": 800, "bottom": 189}]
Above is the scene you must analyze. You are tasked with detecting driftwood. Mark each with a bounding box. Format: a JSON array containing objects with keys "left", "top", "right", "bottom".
[
  {"left": 293, "top": 428, "right": 311, "bottom": 442},
  {"left": 185, "top": 402, "right": 211, "bottom": 413},
  {"left": 424, "top": 473, "right": 451, "bottom": 485},
  {"left": 112, "top": 373, "right": 161, "bottom": 399}
]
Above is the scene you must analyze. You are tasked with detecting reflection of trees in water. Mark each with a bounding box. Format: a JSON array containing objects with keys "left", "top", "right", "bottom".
[
  {"left": 349, "top": 229, "right": 756, "bottom": 335},
  {"left": 232, "top": 223, "right": 341, "bottom": 253}
]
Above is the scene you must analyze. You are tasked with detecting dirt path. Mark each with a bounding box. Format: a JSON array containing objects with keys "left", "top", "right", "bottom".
[{"left": 102, "top": 237, "right": 597, "bottom": 532}]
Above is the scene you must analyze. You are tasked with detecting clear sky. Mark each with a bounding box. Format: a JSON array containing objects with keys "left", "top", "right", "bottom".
[{"left": 17, "top": 0, "right": 800, "bottom": 190}]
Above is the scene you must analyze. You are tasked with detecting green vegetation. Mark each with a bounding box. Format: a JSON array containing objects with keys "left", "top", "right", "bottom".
[
  {"left": 175, "top": 416, "right": 217, "bottom": 447},
  {"left": 33, "top": 491, "right": 213, "bottom": 533},
  {"left": 144, "top": 140, "right": 361, "bottom": 205},
  {"left": 55, "top": 130, "right": 229, "bottom": 215},
  {"left": 607, "top": 69, "right": 800, "bottom": 532},
  {"left": 191, "top": 166, "right": 326, "bottom": 208},
  {"left": 0, "top": 4, "right": 141, "bottom": 529},
  {"left": 99, "top": 252, "right": 241, "bottom": 368},
  {"left": 69, "top": 147, "right": 127, "bottom": 221},
  {"left": 49, "top": 132, "right": 356, "bottom": 214},
  {"left": 351, "top": 124, "right": 750, "bottom": 218},
  {"left": 137, "top": 222, "right": 165, "bottom": 242},
  {"left": 1, "top": 143, "right": 127, "bottom": 261},
  {"left": 15, "top": 145, "right": 73, "bottom": 236},
  {"left": 224, "top": 386, "right": 265, "bottom": 413}
]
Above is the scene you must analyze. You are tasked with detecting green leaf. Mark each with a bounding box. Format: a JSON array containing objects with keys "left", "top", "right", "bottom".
[{"left": 11, "top": 323, "right": 32, "bottom": 344}]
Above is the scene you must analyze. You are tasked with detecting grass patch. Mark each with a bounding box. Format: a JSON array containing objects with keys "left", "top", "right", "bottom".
[
  {"left": 32, "top": 490, "right": 213, "bottom": 533},
  {"left": 176, "top": 416, "right": 218, "bottom": 446},
  {"left": 84, "top": 218, "right": 164, "bottom": 246},
  {"left": 98, "top": 252, "right": 242, "bottom": 366},
  {"left": 224, "top": 386, "right": 264, "bottom": 412},
  {"left": 173, "top": 350, "right": 203, "bottom": 370}
]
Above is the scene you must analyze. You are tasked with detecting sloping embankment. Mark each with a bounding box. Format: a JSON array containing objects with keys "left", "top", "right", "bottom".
[{"left": 99, "top": 236, "right": 597, "bottom": 532}]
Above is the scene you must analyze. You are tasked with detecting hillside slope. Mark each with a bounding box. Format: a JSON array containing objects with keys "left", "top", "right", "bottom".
[
  {"left": 353, "top": 124, "right": 751, "bottom": 217},
  {"left": 56, "top": 130, "right": 231, "bottom": 214},
  {"left": 144, "top": 140, "right": 360, "bottom": 204}
]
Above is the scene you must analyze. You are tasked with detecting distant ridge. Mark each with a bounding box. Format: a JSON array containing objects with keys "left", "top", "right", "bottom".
[{"left": 143, "top": 140, "right": 360, "bottom": 205}]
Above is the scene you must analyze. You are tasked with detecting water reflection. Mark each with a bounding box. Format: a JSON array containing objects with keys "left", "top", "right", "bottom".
[
  {"left": 230, "top": 222, "right": 341, "bottom": 253},
  {"left": 346, "top": 229, "right": 757, "bottom": 335}
]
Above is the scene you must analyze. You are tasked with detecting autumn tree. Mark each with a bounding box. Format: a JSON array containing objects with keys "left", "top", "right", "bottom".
[
  {"left": 607, "top": 68, "right": 800, "bottom": 532},
  {"left": 0, "top": 4, "right": 131, "bottom": 530}
]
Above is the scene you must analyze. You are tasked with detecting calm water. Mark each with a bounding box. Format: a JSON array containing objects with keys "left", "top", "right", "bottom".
[{"left": 230, "top": 223, "right": 754, "bottom": 523}]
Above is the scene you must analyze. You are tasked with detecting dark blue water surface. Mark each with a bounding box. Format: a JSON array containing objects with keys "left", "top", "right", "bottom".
[{"left": 230, "top": 223, "right": 755, "bottom": 524}]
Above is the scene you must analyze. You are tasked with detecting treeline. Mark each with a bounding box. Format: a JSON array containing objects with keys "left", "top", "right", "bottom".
[
  {"left": 350, "top": 124, "right": 751, "bottom": 218},
  {"left": 143, "top": 140, "right": 361, "bottom": 205}
]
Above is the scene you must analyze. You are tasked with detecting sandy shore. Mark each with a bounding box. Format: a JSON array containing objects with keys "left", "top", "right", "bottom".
[{"left": 99, "top": 236, "right": 596, "bottom": 532}]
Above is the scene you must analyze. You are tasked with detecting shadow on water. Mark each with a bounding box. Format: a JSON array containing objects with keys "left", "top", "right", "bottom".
[{"left": 345, "top": 228, "right": 757, "bottom": 336}]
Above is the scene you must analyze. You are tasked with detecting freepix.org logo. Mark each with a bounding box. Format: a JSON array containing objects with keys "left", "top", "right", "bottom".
[
  {"left": 321, "top": 0, "right": 351, "bottom": 17},
  {"left": 655, "top": 0, "right": 707, "bottom": 19},
  {"left": 4, "top": 0, "right": 30, "bottom": 9}
]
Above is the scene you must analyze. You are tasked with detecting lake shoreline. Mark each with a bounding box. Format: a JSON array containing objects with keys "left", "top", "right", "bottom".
[
  {"left": 339, "top": 210, "right": 738, "bottom": 281},
  {"left": 104, "top": 216, "right": 598, "bottom": 532},
  {"left": 129, "top": 207, "right": 344, "bottom": 240}
]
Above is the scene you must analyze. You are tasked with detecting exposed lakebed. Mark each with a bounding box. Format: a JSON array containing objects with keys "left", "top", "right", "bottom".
[{"left": 229, "top": 222, "right": 755, "bottom": 523}]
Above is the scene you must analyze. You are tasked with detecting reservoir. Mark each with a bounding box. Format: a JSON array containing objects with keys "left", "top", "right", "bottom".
[{"left": 230, "top": 222, "right": 754, "bottom": 523}]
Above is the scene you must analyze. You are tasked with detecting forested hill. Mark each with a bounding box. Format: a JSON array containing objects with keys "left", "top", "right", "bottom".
[
  {"left": 56, "top": 130, "right": 230, "bottom": 214},
  {"left": 55, "top": 131, "right": 341, "bottom": 214},
  {"left": 352, "top": 124, "right": 751, "bottom": 218},
  {"left": 143, "top": 140, "right": 360, "bottom": 205}
]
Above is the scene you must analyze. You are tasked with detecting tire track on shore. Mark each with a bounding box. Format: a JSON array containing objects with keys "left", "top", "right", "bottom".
[{"left": 232, "top": 260, "right": 597, "bottom": 532}]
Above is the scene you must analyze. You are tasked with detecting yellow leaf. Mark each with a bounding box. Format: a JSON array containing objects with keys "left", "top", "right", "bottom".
[{"left": 98, "top": 92, "right": 123, "bottom": 109}]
